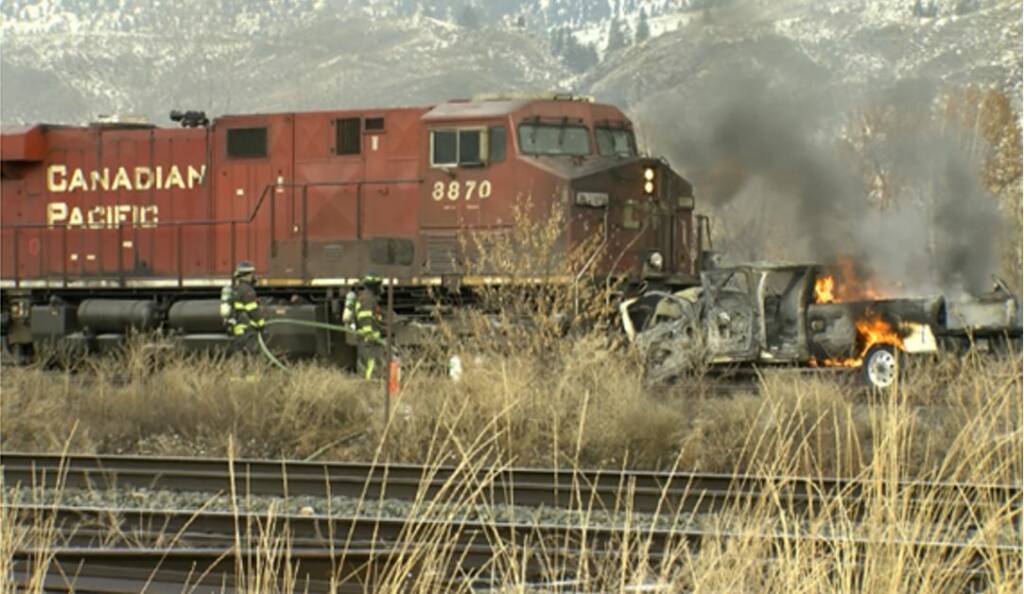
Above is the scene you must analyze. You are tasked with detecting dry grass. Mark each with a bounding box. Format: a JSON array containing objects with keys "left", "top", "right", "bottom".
[
  {"left": 2, "top": 333, "right": 1020, "bottom": 484},
  {"left": 2, "top": 359, "right": 1021, "bottom": 593}
]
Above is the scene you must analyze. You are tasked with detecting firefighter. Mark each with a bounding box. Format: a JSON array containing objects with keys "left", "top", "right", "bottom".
[
  {"left": 344, "top": 274, "right": 385, "bottom": 379},
  {"left": 226, "top": 260, "right": 265, "bottom": 354}
]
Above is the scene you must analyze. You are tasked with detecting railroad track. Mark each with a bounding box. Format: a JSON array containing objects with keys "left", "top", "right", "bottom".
[
  {"left": 10, "top": 546, "right": 394, "bottom": 594},
  {"left": 4, "top": 453, "right": 1020, "bottom": 525},
  {"left": 9, "top": 504, "right": 1018, "bottom": 594}
]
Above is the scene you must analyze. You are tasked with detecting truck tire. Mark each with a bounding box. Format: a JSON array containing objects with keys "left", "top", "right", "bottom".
[{"left": 862, "top": 344, "right": 899, "bottom": 390}]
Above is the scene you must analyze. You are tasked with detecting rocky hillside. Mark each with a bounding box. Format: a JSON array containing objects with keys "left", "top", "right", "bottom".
[
  {"left": 1, "top": 0, "right": 1018, "bottom": 125},
  {"left": 0, "top": 4, "right": 566, "bottom": 124}
]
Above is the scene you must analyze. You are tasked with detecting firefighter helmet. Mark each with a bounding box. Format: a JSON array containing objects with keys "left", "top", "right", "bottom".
[
  {"left": 362, "top": 273, "right": 383, "bottom": 289},
  {"left": 234, "top": 260, "right": 256, "bottom": 279}
]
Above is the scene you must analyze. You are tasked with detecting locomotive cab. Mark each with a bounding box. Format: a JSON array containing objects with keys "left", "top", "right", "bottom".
[{"left": 419, "top": 95, "right": 698, "bottom": 287}]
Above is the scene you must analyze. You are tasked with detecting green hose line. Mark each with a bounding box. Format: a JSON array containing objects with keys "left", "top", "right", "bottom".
[
  {"left": 255, "top": 317, "right": 386, "bottom": 371},
  {"left": 256, "top": 331, "right": 289, "bottom": 371},
  {"left": 262, "top": 318, "right": 385, "bottom": 346}
]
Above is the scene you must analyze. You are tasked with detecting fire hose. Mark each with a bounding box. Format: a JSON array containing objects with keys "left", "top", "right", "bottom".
[{"left": 253, "top": 318, "right": 386, "bottom": 373}]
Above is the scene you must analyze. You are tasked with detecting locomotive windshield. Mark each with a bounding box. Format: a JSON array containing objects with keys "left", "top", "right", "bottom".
[
  {"left": 595, "top": 127, "right": 637, "bottom": 157},
  {"left": 518, "top": 123, "right": 591, "bottom": 156}
]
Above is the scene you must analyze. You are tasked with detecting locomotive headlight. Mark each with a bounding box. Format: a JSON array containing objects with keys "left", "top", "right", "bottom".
[
  {"left": 648, "top": 251, "right": 664, "bottom": 270},
  {"left": 643, "top": 167, "right": 656, "bottom": 195},
  {"left": 575, "top": 191, "right": 609, "bottom": 208}
]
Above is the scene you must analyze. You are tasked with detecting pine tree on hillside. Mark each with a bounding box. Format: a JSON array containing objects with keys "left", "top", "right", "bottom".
[
  {"left": 635, "top": 8, "right": 650, "bottom": 43},
  {"left": 559, "top": 31, "right": 599, "bottom": 73},
  {"left": 457, "top": 4, "right": 480, "bottom": 28},
  {"left": 550, "top": 27, "right": 565, "bottom": 55},
  {"left": 606, "top": 18, "right": 627, "bottom": 52}
]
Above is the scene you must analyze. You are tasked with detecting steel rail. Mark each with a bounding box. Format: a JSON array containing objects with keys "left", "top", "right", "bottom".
[
  {"left": 9, "top": 545, "right": 407, "bottom": 594},
  {"left": 9, "top": 504, "right": 1017, "bottom": 593},
  {"left": 3, "top": 452, "right": 1020, "bottom": 523},
  {"left": 13, "top": 504, "right": 1021, "bottom": 564}
]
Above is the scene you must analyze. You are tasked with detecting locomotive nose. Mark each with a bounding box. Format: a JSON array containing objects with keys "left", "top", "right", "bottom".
[
  {"left": 569, "top": 158, "right": 695, "bottom": 282},
  {"left": 571, "top": 159, "right": 689, "bottom": 212}
]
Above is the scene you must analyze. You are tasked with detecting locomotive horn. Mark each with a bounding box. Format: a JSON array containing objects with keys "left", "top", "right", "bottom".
[{"left": 169, "top": 110, "right": 209, "bottom": 128}]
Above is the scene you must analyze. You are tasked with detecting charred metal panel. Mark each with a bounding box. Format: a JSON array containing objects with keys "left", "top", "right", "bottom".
[
  {"left": 701, "top": 268, "right": 758, "bottom": 359},
  {"left": 760, "top": 267, "right": 812, "bottom": 360},
  {"left": 807, "top": 297, "right": 942, "bottom": 359},
  {"left": 860, "top": 297, "right": 943, "bottom": 326},
  {"left": 807, "top": 303, "right": 858, "bottom": 359},
  {"left": 944, "top": 298, "right": 1020, "bottom": 334}
]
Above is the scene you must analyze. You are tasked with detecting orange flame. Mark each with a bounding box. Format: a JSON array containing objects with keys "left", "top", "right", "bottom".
[
  {"left": 814, "top": 274, "right": 836, "bottom": 304},
  {"left": 819, "top": 257, "right": 887, "bottom": 303},
  {"left": 811, "top": 256, "right": 906, "bottom": 368},
  {"left": 814, "top": 313, "right": 904, "bottom": 368},
  {"left": 856, "top": 314, "right": 904, "bottom": 352}
]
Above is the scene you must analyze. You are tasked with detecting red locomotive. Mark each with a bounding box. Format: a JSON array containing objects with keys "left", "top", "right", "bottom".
[{"left": 1, "top": 94, "right": 702, "bottom": 363}]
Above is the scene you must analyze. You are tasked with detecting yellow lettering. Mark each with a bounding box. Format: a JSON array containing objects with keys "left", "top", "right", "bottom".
[
  {"left": 46, "top": 165, "right": 68, "bottom": 193},
  {"left": 87, "top": 206, "right": 106, "bottom": 229},
  {"left": 67, "top": 168, "right": 88, "bottom": 192},
  {"left": 140, "top": 205, "right": 158, "bottom": 228},
  {"left": 46, "top": 202, "right": 68, "bottom": 227},
  {"left": 165, "top": 165, "right": 185, "bottom": 190},
  {"left": 68, "top": 206, "right": 84, "bottom": 228},
  {"left": 134, "top": 167, "right": 153, "bottom": 190},
  {"left": 45, "top": 163, "right": 205, "bottom": 195},
  {"left": 116, "top": 204, "right": 132, "bottom": 226},
  {"left": 90, "top": 168, "right": 110, "bottom": 191},
  {"left": 187, "top": 165, "right": 206, "bottom": 188},
  {"left": 111, "top": 167, "right": 131, "bottom": 191}
]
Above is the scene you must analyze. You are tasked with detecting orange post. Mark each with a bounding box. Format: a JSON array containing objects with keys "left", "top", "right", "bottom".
[{"left": 387, "top": 358, "right": 401, "bottom": 397}]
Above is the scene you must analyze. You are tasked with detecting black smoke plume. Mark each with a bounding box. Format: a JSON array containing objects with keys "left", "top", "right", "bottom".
[{"left": 637, "top": 71, "right": 1001, "bottom": 296}]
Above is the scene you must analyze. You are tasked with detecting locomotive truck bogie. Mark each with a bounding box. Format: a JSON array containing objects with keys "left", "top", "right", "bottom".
[{"left": 2, "top": 95, "right": 700, "bottom": 363}]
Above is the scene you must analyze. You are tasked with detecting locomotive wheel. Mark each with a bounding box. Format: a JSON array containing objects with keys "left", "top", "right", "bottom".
[{"left": 861, "top": 345, "right": 899, "bottom": 390}]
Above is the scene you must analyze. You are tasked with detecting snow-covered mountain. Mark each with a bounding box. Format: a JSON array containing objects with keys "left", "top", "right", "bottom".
[{"left": 1, "top": 0, "right": 1019, "bottom": 126}]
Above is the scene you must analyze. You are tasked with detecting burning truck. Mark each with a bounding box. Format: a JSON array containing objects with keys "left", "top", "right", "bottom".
[{"left": 620, "top": 260, "right": 1022, "bottom": 389}]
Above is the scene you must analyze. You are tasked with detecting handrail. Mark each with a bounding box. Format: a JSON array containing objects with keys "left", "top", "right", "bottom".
[{"left": 605, "top": 222, "right": 648, "bottom": 294}]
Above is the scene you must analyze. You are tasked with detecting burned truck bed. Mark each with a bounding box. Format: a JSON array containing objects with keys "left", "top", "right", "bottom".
[{"left": 621, "top": 263, "right": 1022, "bottom": 389}]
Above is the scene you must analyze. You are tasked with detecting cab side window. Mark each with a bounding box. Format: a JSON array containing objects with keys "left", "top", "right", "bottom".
[
  {"left": 431, "top": 131, "right": 457, "bottom": 166},
  {"left": 430, "top": 128, "right": 489, "bottom": 167},
  {"left": 489, "top": 126, "right": 506, "bottom": 163},
  {"left": 458, "top": 130, "right": 482, "bottom": 166}
]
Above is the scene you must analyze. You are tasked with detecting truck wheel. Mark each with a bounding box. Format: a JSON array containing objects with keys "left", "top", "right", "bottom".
[{"left": 862, "top": 345, "right": 899, "bottom": 390}]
